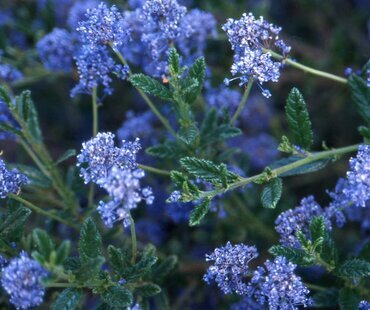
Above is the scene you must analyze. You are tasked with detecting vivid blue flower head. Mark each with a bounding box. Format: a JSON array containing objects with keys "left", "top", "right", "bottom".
[
  {"left": 77, "top": 2, "right": 130, "bottom": 48},
  {"left": 222, "top": 13, "right": 291, "bottom": 97},
  {"left": 0, "top": 158, "right": 29, "bottom": 198},
  {"left": 204, "top": 242, "right": 259, "bottom": 295},
  {"left": 77, "top": 132, "right": 141, "bottom": 184},
  {"left": 1, "top": 251, "right": 48, "bottom": 309},
  {"left": 67, "top": 0, "right": 100, "bottom": 31},
  {"left": 97, "top": 167, "right": 154, "bottom": 228},
  {"left": 359, "top": 300, "right": 370, "bottom": 310},
  {"left": 36, "top": 28, "right": 75, "bottom": 72},
  {"left": 248, "top": 256, "right": 312, "bottom": 309}
]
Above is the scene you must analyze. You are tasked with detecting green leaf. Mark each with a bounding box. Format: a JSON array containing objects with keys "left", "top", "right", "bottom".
[
  {"left": 185, "top": 57, "right": 206, "bottom": 103},
  {"left": 135, "top": 283, "right": 162, "bottom": 297},
  {"left": 55, "top": 149, "right": 76, "bottom": 165},
  {"left": 129, "top": 74, "right": 173, "bottom": 101},
  {"left": 269, "top": 245, "right": 314, "bottom": 266},
  {"left": 33, "top": 228, "right": 55, "bottom": 261},
  {"left": 108, "top": 245, "right": 130, "bottom": 278},
  {"left": 0, "top": 122, "right": 23, "bottom": 137},
  {"left": 337, "top": 259, "right": 370, "bottom": 280},
  {"left": 180, "top": 157, "right": 238, "bottom": 184},
  {"left": 168, "top": 48, "right": 181, "bottom": 76},
  {"left": 348, "top": 74, "right": 370, "bottom": 124},
  {"left": 320, "top": 233, "right": 339, "bottom": 267},
  {"left": 189, "top": 198, "right": 211, "bottom": 226},
  {"left": 338, "top": 288, "right": 360, "bottom": 310},
  {"left": 52, "top": 288, "right": 82, "bottom": 310},
  {"left": 79, "top": 218, "right": 102, "bottom": 265},
  {"left": 152, "top": 255, "right": 178, "bottom": 281},
  {"left": 269, "top": 156, "right": 331, "bottom": 177},
  {"left": 0, "top": 205, "right": 31, "bottom": 241},
  {"left": 101, "top": 286, "right": 133, "bottom": 309},
  {"left": 309, "top": 216, "right": 326, "bottom": 243},
  {"left": 146, "top": 142, "right": 182, "bottom": 159},
  {"left": 55, "top": 241, "right": 71, "bottom": 265},
  {"left": 210, "top": 124, "right": 242, "bottom": 142},
  {"left": 285, "top": 88, "right": 313, "bottom": 149},
  {"left": 178, "top": 125, "right": 199, "bottom": 145},
  {"left": 261, "top": 178, "right": 283, "bottom": 209},
  {"left": 18, "top": 91, "right": 42, "bottom": 142},
  {"left": 313, "top": 288, "right": 339, "bottom": 308},
  {"left": 126, "top": 254, "right": 158, "bottom": 281},
  {"left": 0, "top": 86, "right": 12, "bottom": 105}
]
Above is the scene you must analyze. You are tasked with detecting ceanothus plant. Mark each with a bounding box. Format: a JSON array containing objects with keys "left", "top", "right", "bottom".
[{"left": 0, "top": 0, "right": 368, "bottom": 309}]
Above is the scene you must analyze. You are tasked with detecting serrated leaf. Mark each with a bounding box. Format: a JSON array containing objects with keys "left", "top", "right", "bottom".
[
  {"left": 189, "top": 198, "right": 211, "bottom": 226},
  {"left": 309, "top": 216, "right": 327, "bottom": 243},
  {"left": 79, "top": 218, "right": 102, "bottom": 264},
  {"left": 101, "top": 286, "right": 133, "bottom": 309},
  {"left": 135, "top": 283, "right": 161, "bottom": 297},
  {"left": 269, "top": 245, "right": 314, "bottom": 266},
  {"left": 269, "top": 156, "right": 331, "bottom": 177},
  {"left": 0, "top": 86, "right": 12, "bottom": 105},
  {"left": 185, "top": 57, "right": 206, "bottom": 103},
  {"left": 337, "top": 259, "right": 370, "bottom": 279},
  {"left": 55, "top": 149, "right": 76, "bottom": 165},
  {"left": 126, "top": 254, "right": 158, "bottom": 281},
  {"left": 63, "top": 257, "right": 81, "bottom": 273},
  {"left": 0, "top": 205, "right": 31, "bottom": 241},
  {"left": 348, "top": 74, "right": 370, "bottom": 124},
  {"left": 108, "top": 245, "right": 130, "bottom": 278},
  {"left": 261, "top": 178, "right": 283, "bottom": 209},
  {"left": 320, "top": 233, "right": 338, "bottom": 267},
  {"left": 178, "top": 125, "right": 199, "bottom": 145},
  {"left": 18, "top": 91, "right": 42, "bottom": 142},
  {"left": 146, "top": 142, "right": 182, "bottom": 159},
  {"left": 130, "top": 74, "right": 173, "bottom": 101},
  {"left": 338, "top": 288, "right": 360, "bottom": 310},
  {"left": 169, "top": 48, "right": 180, "bottom": 76},
  {"left": 33, "top": 228, "right": 55, "bottom": 261},
  {"left": 211, "top": 124, "right": 242, "bottom": 141},
  {"left": 0, "top": 123, "right": 22, "bottom": 137},
  {"left": 152, "top": 255, "right": 178, "bottom": 281},
  {"left": 52, "top": 288, "right": 82, "bottom": 310},
  {"left": 55, "top": 241, "right": 71, "bottom": 265},
  {"left": 285, "top": 88, "right": 313, "bottom": 149}
]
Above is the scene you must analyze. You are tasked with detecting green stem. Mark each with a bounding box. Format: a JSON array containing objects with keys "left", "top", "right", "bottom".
[
  {"left": 92, "top": 87, "right": 98, "bottom": 137},
  {"left": 109, "top": 43, "right": 177, "bottom": 137},
  {"left": 9, "top": 194, "right": 79, "bottom": 230},
  {"left": 130, "top": 215, "right": 137, "bottom": 264},
  {"left": 305, "top": 283, "right": 327, "bottom": 292},
  {"left": 202, "top": 144, "right": 359, "bottom": 199},
  {"left": 267, "top": 50, "right": 347, "bottom": 84},
  {"left": 138, "top": 164, "right": 171, "bottom": 176},
  {"left": 230, "top": 79, "right": 253, "bottom": 124}
]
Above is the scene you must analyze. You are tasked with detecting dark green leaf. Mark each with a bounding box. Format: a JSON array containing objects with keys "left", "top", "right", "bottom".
[
  {"left": 63, "top": 257, "right": 81, "bottom": 273},
  {"left": 320, "top": 233, "right": 339, "bottom": 267},
  {"left": 285, "top": 88, "right": 313, "bottom": 149},
  {"left": 348, "top": 74, "right": 370, "bottom": 124},
  {"left": 126, "top": 254, "right": 158, "bottom": 281},
  {"left": 337, "top": 259, "right": 370, "bottom": 279},
  {"left": 135, "top": 283, "right": 161, "bottom": 297},
  {"left": 0, "top": 86, "right": 12, "bottom": 106},
  {"left": 108, "top": 245, "right": 130, "bottom": 278},
  {"left": 52, "top": 288, "right": 82, "bottom": 310},
  {"left": 129, "top": 74, "right": 173, "bottom": 101},
  {"left": 189, "top": 198, "right": 211, "bottom": 226},
  {"left": 146, "top": 142, "right": 182, "bottom": 159},
  {"left": 168, "top": 48, "right": 180, "bottom": 76},
  {"left": 338, "top": 288, "right": 360, "bottom": 310},
  {"left": 19, "top": 91, "right": 42, "bottom": 142},
  {"left": 269, "top": 245, "right": 314, "bottom": 266},
  {"left": 261, "top": 178, "right": 283, "bottom": 209},
  {"left": 0, "top": 205, "right": 31, "bottom": 241},
  {"left": 185, "top": 57, "right": 206, "bottom": 103},
  {"left": 101, "top": 286, "right": 133, "bottom": 309},
  {"left": 79, "top": 218, "right": 102, "bottom": 264},
  {"left": 0, "top": 123, "right": 23, "bottom": 137},
  {"left": 178, "top": 125, "right": 199, "bottom": 145},
  {"left": 55, "top": 241, "right": 71, "bottom": 265},
  {"left": 211, "top": 124, "right": 242, "bottom": 141},
  {"left": 309, "top": 216, "right": 327, "bottom": 243},
  {"left": 269, "top": 156, "right": 331, "bottom": 177},
  {"left": 33, "top": 228, "right": 55, "bottom": 261},
  {"left": 55, "top": 149, "right": 76, "bottom": 165},
  {"left": 152, "top": 255, "right": 178, "bottom": 281}
]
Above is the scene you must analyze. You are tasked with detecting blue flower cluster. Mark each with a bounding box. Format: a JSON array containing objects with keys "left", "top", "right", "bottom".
[
  {"left": 203, "top": 242, "right": 259, "bottom": 295},
  {"left": 1, "top": 251, "right": 48, "bottom": 309},
  {"left": 0, "top": 51, "right": 23, "bottom": 83},
  {"left": 77, "top": 132, "right": 154, "bottom": 228},
  {"left": 0, "top": 158, "right": 29, "bottom": 198},
  {"left": 222, "top": 13, "right": 291, "bottom": 98},
  {"left": 248, "top": 256, "right": 312, "bottom": 309}
]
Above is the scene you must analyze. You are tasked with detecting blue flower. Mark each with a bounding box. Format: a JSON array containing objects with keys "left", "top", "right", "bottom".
[
  {"left": 0, "top": 158, "right": 29, "bottom": 199},
  {"left": 205, "top": 86, "right": 242, "bottom": 116},
  {"left": 77, "top": 132, "right": 141, "bottom": 184},
  {"left": 359, "top": 300, "right": 370, "bottom": 310},
  {"left": 204, "top": 242, "right": 259, "bottom": 295},
  {"left": 67, "top": 0, "right": 100, "bottom": 31},
  {"left": 222, "top": 13, "right": 290, "bottom": 97},
  {"left": 0, "top": 99, "right": 18, "bottom": 140},
  {"left": 77, "top": 2, "right": 130, "bottom": 48},
  {"left": 248, "top": 256, "right": 312, "bottom": 309},
  {"left": 1, "top": 251, "right": 48, "bottom": 309},
  {"left": 36, "top": 28, "right": 76, "bottom": 72}
]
